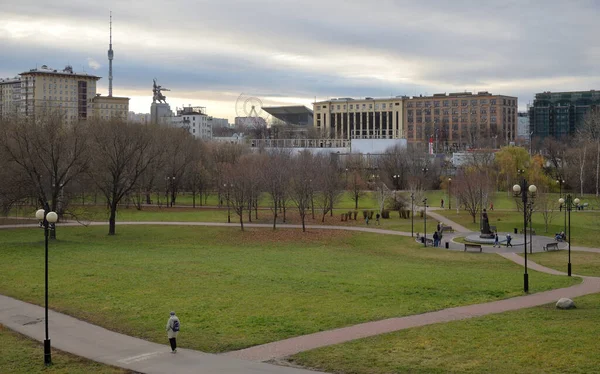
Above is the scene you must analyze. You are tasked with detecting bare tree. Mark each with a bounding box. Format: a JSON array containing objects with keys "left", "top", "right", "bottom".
[
  {"left": 261, "top": 149, "right": 292, "bottom": 229},
  {"left": 88, "top": 119, "right": 160, "bottom": 235},
  {"left": 223, "top": 155, "right": 255, "bottom": 231},
  {"left": 581, "top": 108, "right": 600, "bottom": 196},
  {"left": 289, "top": 151, "right": 315, "bottom": 232},
  {"left": 535, "top": 190, "right": 557, "bottom": 233},
  {"left": 453, "top": 167, "right": 494, "bottom": 224},
  {"left": 312, "top": 155, "right": 343, "bottom": 222},
  {"left": 0, "top": 113, "right": 90, "bottom": 237}
]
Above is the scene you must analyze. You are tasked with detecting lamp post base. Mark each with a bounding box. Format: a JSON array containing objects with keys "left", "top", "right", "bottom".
[
  {"left": 44, "top": 339, "right": 52, "bottom": 365},
  {"left": 568, "top": 263, "right": 572, "bottom": 277},
  {"left": 523, "top": 273, "right": 529, "bottom": 293}
]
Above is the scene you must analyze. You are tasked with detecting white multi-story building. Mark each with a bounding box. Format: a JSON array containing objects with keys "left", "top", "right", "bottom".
[
  {"left": 172, "top": 105, "right": 212, "bottom": 140},
  {"left": 313, "top": 97, "right": 405, "bottom": 140}
]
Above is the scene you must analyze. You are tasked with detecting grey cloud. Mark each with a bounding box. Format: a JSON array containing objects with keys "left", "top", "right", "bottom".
[{"left": 3, "top": 0, "right": 600, "bottom": 115}]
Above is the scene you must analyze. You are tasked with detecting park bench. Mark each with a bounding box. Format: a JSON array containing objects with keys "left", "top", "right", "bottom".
[
  {"left": 519, "top": 228, "right": 536, "bottom": 235},
  {"left": 543, "top": 242, "right": 560, "bottom": 251},
  {"left": 441, "top": 225, "right": 454, "bottom": 233},
  {"left": 464, "top": 243, "right": 482, "bottom": 253}
]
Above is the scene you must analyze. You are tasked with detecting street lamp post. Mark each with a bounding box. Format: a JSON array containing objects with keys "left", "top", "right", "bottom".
[
  {"left": 448, "top": 178, "right": 452, "bottom": 210},
  {"left": 557, "top": 178, "right": 566, "bottom": 233},
  {"left": 513, "top": 175, "right": 537, "bottom": 293},
  {"left": 411, "top": 192, "right": 415, "bottom": 237},
  {"left": 559, "top": 195, "right": 580, "bottom": 277},
  {"left": 423, "top": 197, "right": 428, "bottom": 247},
  {"left": 35, "top": 206, "right": 59, "bottom": 366},
  {"left": 224, "top": 183, "right": 231, "bottom": 223}
]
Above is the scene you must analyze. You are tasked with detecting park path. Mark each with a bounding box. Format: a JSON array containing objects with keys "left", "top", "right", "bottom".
[
  {"left": 0, "top": 294, "right": 323, "bottom": 374},
  {"left": 2, "top": 218, "right": 600, "bottom": 371}
]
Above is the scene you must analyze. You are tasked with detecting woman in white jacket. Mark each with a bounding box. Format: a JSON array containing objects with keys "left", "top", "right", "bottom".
[{"left": 166, "top": 311, "right": 180, "bottom": 353}]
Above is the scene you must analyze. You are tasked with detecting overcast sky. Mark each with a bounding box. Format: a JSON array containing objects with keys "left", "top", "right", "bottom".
[{"left": 2, "top": 0, "right": 600, "bottom": 121}]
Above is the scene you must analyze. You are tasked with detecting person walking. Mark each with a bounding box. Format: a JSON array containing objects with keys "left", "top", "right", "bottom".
[
  {"left": 441, "top": 199, "right": 444, "bottom": 208},
  {"left": 375, "top": 213, "right": 380, "bottom": 225},
  {"left": 506, "top": 233, "right": 513, "bottom": 247},
  {"left": 493, "top": 232, "right": 500, "bottom": 248},
  {"left": 166, "top": 311, "right": 180, "bottom": 353},
  {"left": 433, "top": 231, "right": 439, "bottom": 247}
]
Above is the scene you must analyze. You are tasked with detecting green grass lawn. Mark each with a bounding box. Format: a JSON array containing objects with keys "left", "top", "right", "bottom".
[
  {"left": 0, "top": 324, "right": 128, "bottom": 374},
  {"left": 290, "top": 293, "right": 600, "bottom": 374},
  {"left": 0, "top": 225, "right": 578, "bottom": 353},
  {"left": 524, "top": 251, "right": 600, "bottom": 277},
  {"left": 435, "top": 208, "right": 600, "bottom": 248},
  {"left": 7, "top": 202, "right": 439, "bottom": 235}
]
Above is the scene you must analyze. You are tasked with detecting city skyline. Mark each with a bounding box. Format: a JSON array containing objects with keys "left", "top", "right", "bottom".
[{"left": 2, "top": 0, "right": 600, "bottom": 121}]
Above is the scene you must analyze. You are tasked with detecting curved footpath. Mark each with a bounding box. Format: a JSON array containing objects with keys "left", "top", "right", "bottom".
[{"left": 1, "top": 218, "right": 600, "bottom": 373}]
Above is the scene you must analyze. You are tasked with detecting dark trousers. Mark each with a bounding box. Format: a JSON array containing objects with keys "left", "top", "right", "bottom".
[{"left": 169, "top": 337, "right": 177, "bottom": 351}]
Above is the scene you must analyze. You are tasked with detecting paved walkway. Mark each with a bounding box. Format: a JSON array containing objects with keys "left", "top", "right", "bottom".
[
  {"left": 2, "top": 217, "right": 600, "bottom": 371},
  {"left": 0, "top": 295, "right": 322, "bottom": 374}
]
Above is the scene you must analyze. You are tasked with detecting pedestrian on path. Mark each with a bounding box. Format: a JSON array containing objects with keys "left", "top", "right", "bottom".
[
  {"left": 506, "top": 234, "right": 513, "bottom": 247},
  {"left": 493, "top": 231, "right": 500, "bottom": 248},
  {"left": 433, "top": 231, "right": 439, "bottom": 247},
  {"left": 166, "top": 311, "right": 180, "bottom": 353}
]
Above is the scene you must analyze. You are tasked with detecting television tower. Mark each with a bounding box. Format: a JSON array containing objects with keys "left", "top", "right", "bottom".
[{"left": 108, "top": 11, "right": 114, "bottom": 97}]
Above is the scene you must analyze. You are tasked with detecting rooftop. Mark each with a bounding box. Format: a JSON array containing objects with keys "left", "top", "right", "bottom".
[{"left": 20, "top": 65, "right": 101, "bottom": 80}]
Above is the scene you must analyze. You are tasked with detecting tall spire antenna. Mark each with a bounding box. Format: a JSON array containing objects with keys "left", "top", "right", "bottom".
[{"left": 108, "top": 11, "right": 114, "bottom": 97}]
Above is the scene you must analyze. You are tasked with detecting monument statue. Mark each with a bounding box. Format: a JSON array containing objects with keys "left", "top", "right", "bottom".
[
  {"left": 480, "top": 208, "right": 492, "bottom": 236},
  {"left": 152, "top": 79, "right": 170, "bottom": 104}
]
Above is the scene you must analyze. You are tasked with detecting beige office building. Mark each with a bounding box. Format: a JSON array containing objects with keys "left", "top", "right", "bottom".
[
  {"left": 405, "top": 92, "right": 518, "bottom": 147},
  {"left": 312, "top": 97, "right": 405, "bottom": 139},
  {"left": 0, "top": 77, "right": 23, "bottom": 118},
  {"left": 16, "top": 65, "right": 100, "bottom": 121},
  {"left": 91, "top": 94, "right": 130, "bottom": 120},
  {"left": 1, "top": 65, "right": 130, "bottom": 122}
]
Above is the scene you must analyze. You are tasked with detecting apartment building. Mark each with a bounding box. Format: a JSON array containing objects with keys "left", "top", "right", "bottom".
[
  {"left": 172, "top": 105, "right": 212, "bottom": 140},
  {"left": 17, "top": 65, "right": 100, "bottom": 121},
  {"left": 1, "top": 65, "right": 129, "bottom": 122},
  {"left": 404, "top": 92, "right": 517, "bottom": 149},
  {"left": 529, "top": 90, "right": 600, "bottom": 138},
  {"left": 0, "top": 77, "right": 22, "bottom": 117},
  {"left": 312, "top": 97, "right": 405, "bottom": 139}
]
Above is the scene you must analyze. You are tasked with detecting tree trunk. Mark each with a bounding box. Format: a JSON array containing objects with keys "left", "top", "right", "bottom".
[
  {"left": 272, "top": 200, "right": 277, "bottom": 230},
  {"left": 596, "top": 140, "right": 600, "bottom": 197},
  {"left": 109, "top": 201, "right": 117, "bottom": 235},
  {"left": 283, "top": 203, "right": 287, "bottom": 223},
  {"left": 355, "top": 195, "right": 358, "bottom": 209},
  {"left": 239, "top": 214, "right": 244, "bottom": 231},
  {"left": 301, "top": 213, "right": 306, "bottom": 232},
  {"left": 192, "top": 191, "right": 196, "bottom": 208}
]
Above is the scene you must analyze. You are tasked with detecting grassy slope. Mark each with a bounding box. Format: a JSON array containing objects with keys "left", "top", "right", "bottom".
[
  {"left": 290, "top": 292, "right": 600, "bottom": 374},
  {"left": 0, "top": 225, "right": 577, "bottom": 353}
]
